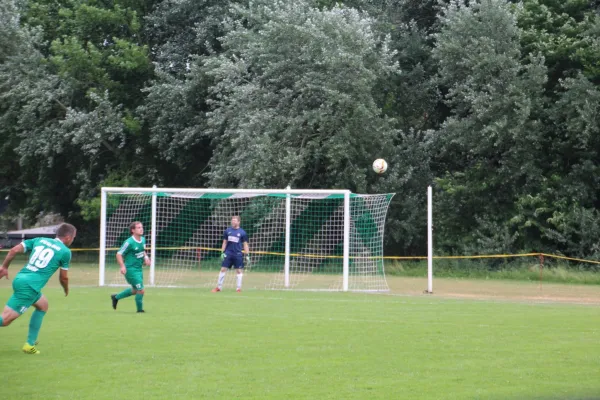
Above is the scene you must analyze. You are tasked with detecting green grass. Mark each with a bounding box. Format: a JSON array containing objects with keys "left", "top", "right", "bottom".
[
  {"left": 10, "top": 250, "right": 600, "bottom": 285},
  {"left": 1, "top": 286, "right": 599, "bottom": 399},
  {"left": 386, "top": 259, "right": 600, "bottom": 285}
]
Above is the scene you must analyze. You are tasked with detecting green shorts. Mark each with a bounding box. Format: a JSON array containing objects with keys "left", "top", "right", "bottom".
[
  {"left": 125, "top": 269, "right": 144, "bottom": 290},
  {"left": 6, "top": 276, "right": 42, "bottom": 315}
]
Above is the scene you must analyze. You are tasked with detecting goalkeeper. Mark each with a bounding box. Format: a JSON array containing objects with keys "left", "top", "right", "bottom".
[{"left": 212, "top": 216, "right": 250, "bottom": 293}]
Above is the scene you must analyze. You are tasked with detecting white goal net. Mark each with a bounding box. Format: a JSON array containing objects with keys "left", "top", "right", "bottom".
[{"left": 99, "top": 188, "right": 394, "bottom": 291}]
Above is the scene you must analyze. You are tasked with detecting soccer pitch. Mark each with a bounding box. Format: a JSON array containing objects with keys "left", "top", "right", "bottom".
[{"left": 1, "top": 280, "right": 599, "bottom": 399}]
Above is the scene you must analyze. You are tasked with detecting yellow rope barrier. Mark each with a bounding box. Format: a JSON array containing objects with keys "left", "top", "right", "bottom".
[
  {"left": 1, "top": 247, "right": 599, "bottom": 265},
  {"left": 387, "top": 253, "right": 541, "bottom": 260},
  {"left": 540, "top": 253, "right": 600, "bottom": 265}
]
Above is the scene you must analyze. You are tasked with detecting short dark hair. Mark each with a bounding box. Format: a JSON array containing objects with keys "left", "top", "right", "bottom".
[
  {"left": 129, "top": 221, "right": 142, "bottom": 234},
  {"left": 56, "top": 223, "right": 77, "bottom": 238}
]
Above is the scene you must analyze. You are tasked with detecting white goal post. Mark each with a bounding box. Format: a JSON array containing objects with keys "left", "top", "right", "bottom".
[{"left": 99, "top": 187, "right": 394, "bottom": 292}]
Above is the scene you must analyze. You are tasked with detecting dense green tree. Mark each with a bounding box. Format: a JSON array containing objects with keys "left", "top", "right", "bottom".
[
  {"left": 144, "top": 0, "right": 242, "bottom": 75},
  {"left": 432, "top": 0, "right": 547, "bottom": 253},
  {"left": 0, "top": 0, "right": 31, "bottom": 213},
  {"left": 202, "top": 0, "right": 400, "bottom": 192},
  {"left": 137, "top": 67, "right": 213, "bottom": 185},
  {"left": 139, "top": 0, "right": 248, "bottom": 185},
  {"left": 0, "top": 0, "right": 155, "bottom": 234},
  {"left": 517, "top": 0, "right": 600, "bottom": 84}
]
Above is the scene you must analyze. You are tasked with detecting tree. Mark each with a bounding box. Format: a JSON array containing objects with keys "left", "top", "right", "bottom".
[
  {"left": 517, "top": 0, "right": 600, "bottom": 85},
  {"left": 203, "top": 0, "right": 400, "bottom": 192},
  {"left": 0, "top": 1, "right": 73, "bottom": 217},
  {"left": 0, "top": 0, "right": 156, "bottom": 235},
  {"left": 144, "top": 0, "right": 242, "bottom": 75},
  {"left": 535, "top": 74, "right": 600, "bottom": 258},
  {"left": 137, "top": 67, "right": 213, "bottom": 185},
  {"left": 140, "top": 0, "right": 249, "bottom": 186},
  {"left": 0, "top": 0, "right": 25, "bottom": 63},
  {"left": 317, "top": 0, "right": 442, "bottom": 132},
  {"left": 0, "top": 0, "right": 30, "bottom": 214},
  {"left": 432, "top": 0, "right": 547, "bottom": 254}
]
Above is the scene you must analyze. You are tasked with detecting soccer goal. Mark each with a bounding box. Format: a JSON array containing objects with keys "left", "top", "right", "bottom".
[{"left": 99, "top": 187, "right": 394, "bottom": 291}]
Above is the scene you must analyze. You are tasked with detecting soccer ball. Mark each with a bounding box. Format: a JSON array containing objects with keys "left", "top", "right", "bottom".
[{"left": 372, "top": 159, "right": 388, "bottom": 174}]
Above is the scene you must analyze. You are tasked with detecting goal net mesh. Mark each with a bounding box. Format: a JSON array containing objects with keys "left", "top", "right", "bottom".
[{"left": 102, "top": 190, "right": 393, "bottom": 291}]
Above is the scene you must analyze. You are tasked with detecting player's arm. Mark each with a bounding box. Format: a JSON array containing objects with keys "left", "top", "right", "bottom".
[
  {"left": 220, "top": 239, "right": 228, "bottom": 260},
  {"left": 58, "top": 251, "right": 71, "bottom": 296},
  {"left": 143, "top": 251, "right": 151, "bottom": 266},
  {"left": 0, "top": 243, "right": 25, "bottom": 279},
  {"left": 116, "top": 240, "right": 128, "bottom": 274},
  {"left": 116, "top": 252, "right": 127, "bottom": 274},
  {"left": 243, "top": 241, "right": 250, "bottom": 263},
  {"left": 59, "top": 269, "right": 69, "bottom": 296}
]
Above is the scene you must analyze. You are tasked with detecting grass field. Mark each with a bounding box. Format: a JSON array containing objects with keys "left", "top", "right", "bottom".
[
  {"left": 386, "top": 258, "right": 600, "bottom": 285},
  {"left": 1, "top": 271, "right": 599, "bottom": 399}
]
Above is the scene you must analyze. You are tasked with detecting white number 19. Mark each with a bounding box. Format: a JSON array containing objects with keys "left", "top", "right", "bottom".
[{"left": 30, "top": 246, "right": 55, "bottom": 269}]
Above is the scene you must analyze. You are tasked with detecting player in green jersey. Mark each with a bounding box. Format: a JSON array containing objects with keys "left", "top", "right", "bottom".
[
  {"left": 0, "top": 223, "right": 76, "bottom": 354},
  {"left": 111, "top": 221, "right": 150, "bottom": 313}
]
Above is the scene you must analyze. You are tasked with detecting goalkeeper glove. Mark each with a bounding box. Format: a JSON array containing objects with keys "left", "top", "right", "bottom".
[
  {"left": 244, "top": 255, "right": 250, "bottom": 264},
  {"left": 221, "top": 252, "right": 227, "bottom": 260}
]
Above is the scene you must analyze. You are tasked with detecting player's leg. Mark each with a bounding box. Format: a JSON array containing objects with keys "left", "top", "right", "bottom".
[
  {"left": 117, "top": 271, "right": 145, "bottom": 313},
  {"left": 25, "top": 294, "right": 47, "bottom": 352},
  {"left": 234, "top": 257, "right": 244, "bottom": 292},
  {"left": 4, "top": 278, "right": 43, "bottom": 353},
  {"left": 114, "top": 286, "right": 134, "bottom": 301},
  {"left": 217, "top": 266, "right": 229, "bottom": 290},
  {"left": 2, "top": 277, "right": 31, "bottom": 326},
  {"left": 111, "top": 273, "right": 136, "bottom": 309},
  {"left": 213, "top": 258, "right": 232, "bottom": 292},
  {"left": 3, "top": 276, "right": 37, "bottom": 327},
  {"left": 0, "top": 305, "right": 21, "bottom": 327},
  {"left": 132, "top": 281, "right": 145, "bottom": 313}
]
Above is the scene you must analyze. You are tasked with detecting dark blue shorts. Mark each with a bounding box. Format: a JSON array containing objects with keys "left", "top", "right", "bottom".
[{"left": 222, "top": 254, "right": 244, "bottom": 269}]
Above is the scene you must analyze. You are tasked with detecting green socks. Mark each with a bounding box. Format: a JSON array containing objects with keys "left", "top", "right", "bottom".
[
  {"left": 27, "top": 310, "right": 46, "bottom": 345},
  {"left": 135, "top": 293, "right": 144, "bottom": 311},
  {"left": 115, "top": 287, "right": 133, "bottom": 300},
  {"left": 116, "top": 288, "right": 143, "bottom": 311}
]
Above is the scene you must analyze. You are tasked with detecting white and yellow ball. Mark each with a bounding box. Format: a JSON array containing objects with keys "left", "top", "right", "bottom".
[{"left": 372, "top": 158, "right": 388, "bottom": 174}]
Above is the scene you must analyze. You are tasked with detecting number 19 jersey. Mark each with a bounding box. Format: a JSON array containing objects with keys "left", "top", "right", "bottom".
[{"left": 16, "top": 237, "right": 72, "bottom": 292}]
